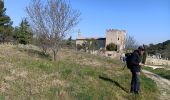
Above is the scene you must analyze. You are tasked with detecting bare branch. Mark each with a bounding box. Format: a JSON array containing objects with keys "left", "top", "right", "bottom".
[
  {"left": 26, "top": 0, "right": 80, "bottom": 60},
  {"left": 125, "top": 34, "right": 139, "bottom": 50}
]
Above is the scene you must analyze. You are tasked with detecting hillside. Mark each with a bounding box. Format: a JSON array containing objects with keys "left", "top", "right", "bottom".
[
  {"left": 0, "top": 44, "right": 159, "bottom": 100},
  {"left": 147, "top": 40, "right": 170, "bottom": 59}
]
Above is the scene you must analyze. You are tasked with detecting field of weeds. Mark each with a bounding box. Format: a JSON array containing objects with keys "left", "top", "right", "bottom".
[{"left": 0, "top": 44, "right": 159, "bottom": 100}]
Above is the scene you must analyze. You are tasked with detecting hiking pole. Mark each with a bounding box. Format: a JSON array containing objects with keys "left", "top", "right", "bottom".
[{"left": 122, "top": 64, "right": 127, "bottom": 70}]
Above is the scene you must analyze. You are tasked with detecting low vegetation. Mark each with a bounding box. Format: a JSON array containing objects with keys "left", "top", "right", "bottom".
[
  {"left": 144, "top": 67, "right": 170, "bottom": 80},
  {"left": 106, "top": 43, "right": 117, "bottom": 51},
  {"left": 0, "top": 44, "right": 159, "bottom": 100}
]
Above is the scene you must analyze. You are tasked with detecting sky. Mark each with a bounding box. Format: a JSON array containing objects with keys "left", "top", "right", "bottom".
[{"left": 4, "top": 0, "right": 170, "bottom": 45}]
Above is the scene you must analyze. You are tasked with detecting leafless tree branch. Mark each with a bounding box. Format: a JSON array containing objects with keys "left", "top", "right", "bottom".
[{"left": 26, "top": 0, "right": 80, "bottom": 60}]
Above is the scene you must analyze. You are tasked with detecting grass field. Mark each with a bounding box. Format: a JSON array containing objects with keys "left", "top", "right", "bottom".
[{"left": 0, "top": 44, "right": 159, "bottom": 100}]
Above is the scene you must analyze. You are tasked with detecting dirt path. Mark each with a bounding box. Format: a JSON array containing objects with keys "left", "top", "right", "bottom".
[
  {"left": 144, "top": 65, "right": 170, "bottom": 70},
  {"left": 144, "top": 65, "right": 164, "bottom": 69},
  {"left": 142, "top": 70, "right": 170, "bottom": 100}
]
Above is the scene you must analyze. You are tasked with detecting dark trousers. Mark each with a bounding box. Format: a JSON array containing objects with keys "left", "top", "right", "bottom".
[{"left": 130, "top": 71, "right": 140, "bottom": 93}]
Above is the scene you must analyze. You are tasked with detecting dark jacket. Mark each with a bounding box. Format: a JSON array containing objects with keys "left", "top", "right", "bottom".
[{"left": 130, "top": 50, "right": 142, "bottom": 72}]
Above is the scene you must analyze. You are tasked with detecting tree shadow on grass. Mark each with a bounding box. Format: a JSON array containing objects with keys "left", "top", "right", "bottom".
[
  {"left": 99, "top": 75, "right": 129, "bottom": 93},
  {"left": 19, "top": 48, "right": 52, "bottom": 60}
]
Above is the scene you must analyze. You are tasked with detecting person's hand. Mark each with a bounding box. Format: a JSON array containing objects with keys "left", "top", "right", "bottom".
[{"left": 139, "top": 63, "right": 144, "bottom": 66}]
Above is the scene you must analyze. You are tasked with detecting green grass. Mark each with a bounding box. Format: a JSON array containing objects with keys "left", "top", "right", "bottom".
[
  {"left": 0, "top": 44, "right": 160, "bottom": 100},
  {"left": 144, "top": 67, "right": 170, "bottom": 80}
]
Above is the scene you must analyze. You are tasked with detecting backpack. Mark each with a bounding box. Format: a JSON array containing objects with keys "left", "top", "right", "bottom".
[{"left": 124, "top": 53, "right": 133, "bottom": 69}]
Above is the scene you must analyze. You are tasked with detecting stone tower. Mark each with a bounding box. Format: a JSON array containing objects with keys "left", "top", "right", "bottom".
[
  {"left": 106, "top": 29, "right": 126, "bottom": 51},
  {"left": 77, "top": 29, "right": 81, "bottom": 38}
]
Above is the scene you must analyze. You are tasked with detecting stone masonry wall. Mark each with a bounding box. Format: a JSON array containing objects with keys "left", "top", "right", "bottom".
[{"left": 146, "top": 57, "right": 170, "bottom": 66}]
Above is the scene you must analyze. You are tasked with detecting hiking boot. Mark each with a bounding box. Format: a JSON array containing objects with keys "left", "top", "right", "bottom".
[
  {"left": 134, "top": 91, "right": 139, "bottom": 94},
  {"left": 130, "top": 90, "right": 134, "bottom": 93}
]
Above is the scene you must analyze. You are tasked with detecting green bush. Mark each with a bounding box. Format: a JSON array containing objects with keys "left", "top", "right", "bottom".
[{"left": 106, "top": 43, "right": 117, "bottom": 51}]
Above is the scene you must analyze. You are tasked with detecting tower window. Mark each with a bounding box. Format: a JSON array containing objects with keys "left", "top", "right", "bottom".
[{"left": 118, "top": 37, "right": 119, "bottom": 40}]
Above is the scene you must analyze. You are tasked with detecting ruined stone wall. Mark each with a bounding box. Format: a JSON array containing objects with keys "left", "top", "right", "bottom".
[{"left": 146, "top": 57, "right": 170, "bottom": 66}]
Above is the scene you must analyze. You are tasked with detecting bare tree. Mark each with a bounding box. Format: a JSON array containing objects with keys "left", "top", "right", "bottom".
[
  {"left": 125, "top": 34, "right": 139, "bottom": 50},
  {"left": 26, "top": 0, "right": 80, "bottom": 61}
]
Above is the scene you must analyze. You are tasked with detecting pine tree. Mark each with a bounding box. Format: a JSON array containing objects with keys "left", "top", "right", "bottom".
[
  {"left": 66, "top": 36, "right": 72, "bottom": 46},
  {"left": 0, "top": 0, "right": 13, "bottom": 43},
  {"left": 14, "top": 19, "right": 33, "bottom": 44}
]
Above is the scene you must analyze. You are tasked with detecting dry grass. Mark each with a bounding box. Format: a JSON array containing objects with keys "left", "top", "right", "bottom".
[{"left": 0, "top": 44, "right": 159, "bottom": 100}]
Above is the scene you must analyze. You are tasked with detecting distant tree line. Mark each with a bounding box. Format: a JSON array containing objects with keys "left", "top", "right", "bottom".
[{"left": 146, "top": 40, "right": 170, "bottom": 59}]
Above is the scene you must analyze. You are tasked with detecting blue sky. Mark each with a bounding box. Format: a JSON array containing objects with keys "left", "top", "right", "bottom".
[{"left": 4, "top": 0, "right": 170, "bottom": 45}]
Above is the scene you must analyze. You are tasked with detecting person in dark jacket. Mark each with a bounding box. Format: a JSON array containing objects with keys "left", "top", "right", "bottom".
[{"left": 130, "top": 46, "right": 145, "bottom": 94}]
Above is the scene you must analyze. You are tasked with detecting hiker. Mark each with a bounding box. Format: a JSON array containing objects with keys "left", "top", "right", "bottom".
[{"left": 130, "top": 46, "right": 145, "bottom": 94}]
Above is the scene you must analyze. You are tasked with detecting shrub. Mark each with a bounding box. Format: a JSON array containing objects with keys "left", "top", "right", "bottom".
[{"left": 106, "top": 43, "right": 117, "bottom": 51}]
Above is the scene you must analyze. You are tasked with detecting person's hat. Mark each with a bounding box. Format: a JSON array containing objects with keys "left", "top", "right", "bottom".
[{"left": 138, "top": 46, "right": 145, "bottom": 51}]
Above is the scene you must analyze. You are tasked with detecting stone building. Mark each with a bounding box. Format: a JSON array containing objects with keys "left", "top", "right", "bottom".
[
  {"left": 76, "top": 29, "right": 126, "bottom": 52},
  {"left": 76, "top": 31, "right": 106, "bottom": 50},
  {"left": 106, "top": 29, "right": 126, "bottom": 51}
]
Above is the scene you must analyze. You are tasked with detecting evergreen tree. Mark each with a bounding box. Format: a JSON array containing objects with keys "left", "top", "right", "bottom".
[
  {"left": 14, "top": 19, "right": 33, "bottom": 44},
  {"left": 0, "top": 0, "right": 13, "bottom": 43},
  {"left": 66, "top": 36, "right": 72, "bottom": 46}
]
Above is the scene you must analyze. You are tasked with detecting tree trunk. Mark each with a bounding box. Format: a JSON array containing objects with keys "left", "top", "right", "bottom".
[
  {"left": 53, "top": 50, "right": 56, "bottom": 61},
  {"left": 52, "top": 49, "right": 59, "bottom": 61}
]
